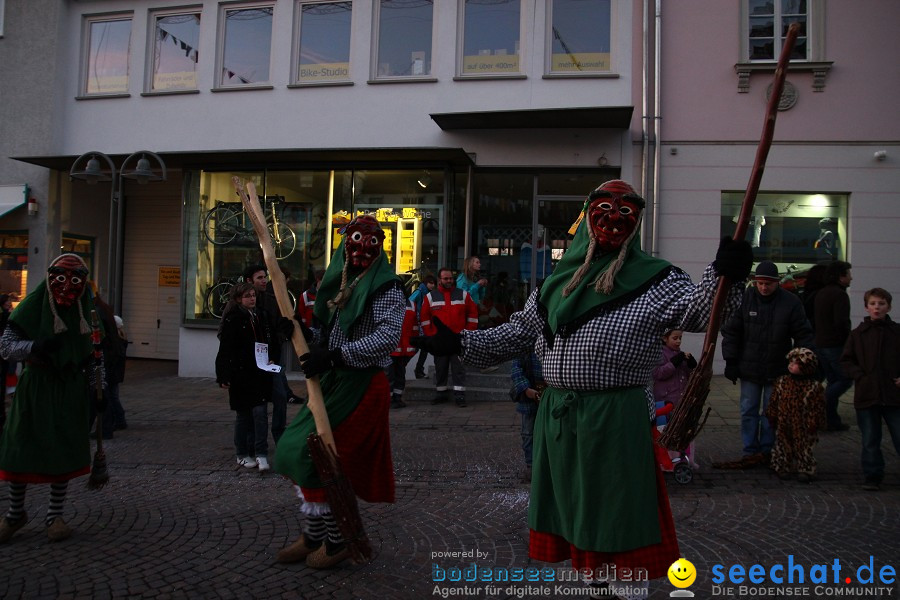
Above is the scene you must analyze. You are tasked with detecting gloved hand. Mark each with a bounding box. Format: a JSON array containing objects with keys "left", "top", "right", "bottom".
[
  {"left": 686, "top": 354, "right": 698, "bottom": 369},
  {"left": 298, "top": 320, "right": 314, "bottom": 344},
  {"left": 713, "top": 236, "right": 753, "bottom": 282},
  {"left": 299, "top": 347, "right": 344, "bottom": 378},
  {"left": 410, "top": 316, "right": 462, "bottom": 357},
  {"left": 275, "top": 317, "right": 295, "bottom": 340},
  {"left": 30, "top": 336, "right": 61, "bottom": 362},
  {"left": 671, "top": 352, "right": 685, "bottom": 366},
  {"left": 724, "top": 361, "right": 740, "bottom": 385},
  {"left": 95, "top": 389, "right": 109, "bottom": 413}
]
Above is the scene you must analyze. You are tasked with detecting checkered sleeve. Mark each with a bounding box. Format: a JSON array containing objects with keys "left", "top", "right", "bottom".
[
  {"left": 461, "top": 289, "right": 543, "bottom": 368},
  {"left": 0, "top": 324, "right": 32, "bottom": 361},
  {"left": 327, "top": 285, "right": 405, "bottom": 369}
]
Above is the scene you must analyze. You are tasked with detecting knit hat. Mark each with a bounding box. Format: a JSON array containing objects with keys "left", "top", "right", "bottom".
[{"left": 753, "top": 260, "right": 779, "bottom": 281}]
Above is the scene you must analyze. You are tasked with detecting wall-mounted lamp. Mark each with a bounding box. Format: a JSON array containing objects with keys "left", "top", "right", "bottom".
[
  {"left": 417, "top": 171, "right": 432, "bottom": 189},
  {"left": 27, "top": 197, "right": 38, "bottom": 216},
  {"left": 874, "top": 150, "right": 887, "bottom": 161}
]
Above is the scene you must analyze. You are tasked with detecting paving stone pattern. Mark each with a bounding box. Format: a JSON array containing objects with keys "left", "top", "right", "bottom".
[{"left": 0, "top": 360, "right": 896, "bottom": 599}]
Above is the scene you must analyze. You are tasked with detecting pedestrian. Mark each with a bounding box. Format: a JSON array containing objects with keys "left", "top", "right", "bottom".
[
  {"left": 92, "top": 290, "right": 128, "bottom": 439},
  {"left": 215, "top": 282, "right": 274, "bottom": 472},
  {"left": 765, "top": 347, "right": 826, "bottom": 482},
  {"left": 800, "top": 263, "right": 828, "bottom": 328},
  {"left": 420, "top": 267, "right": 478, "bottom": 407},
  {"left": 274, "top": 215, "right": 403, "bottom": 568},
  {"left": 413, "top": 180, "right": 752, "bottom": 595},
  {"left": 386, "top": 298, "right": 419, "bottom": 409},
  {"left": 652, "top": 329, "right": 698, "bottom": 468},
  {"left": 509, "top": 352, "right": 545, "bottom": 483},
  {"left": 0, "top": 254, "right": 102, "bottom": 543},
  {"left": 0, "top": 293, "right": 12, "bottom": 432},
  {"left": 840, "top": 287, "right": 900, "bottom": 491},
  {"left": 717, "top": 260, "right": 815, "bottom": 469},
  {"left": 814, "top": 260, "right": 853, "bottom": 431},
  {"left": 243, "top": 264, "right": 294, "bottom": 444},
  {"left": 410, "top": 273, "right": 436, "bottom": 379},
  {"left": 456, "top": 256, "right": 488, "bottom": 308}
]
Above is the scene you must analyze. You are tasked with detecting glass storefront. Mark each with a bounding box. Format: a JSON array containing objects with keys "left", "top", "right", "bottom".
[{"left": 184, "top": 167, "right": 458, "bottom": 323}]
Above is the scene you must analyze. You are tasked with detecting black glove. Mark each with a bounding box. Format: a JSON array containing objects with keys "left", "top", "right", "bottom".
[
  {"left": 275, "top": 316, "right": 295, "bottom": 340},
  {"left": 410, "top": 316, "right": 462, "bottom": 357},
  {"left": 299, "top": 320, "right": 314, "bottom": 344},
  {"left": 96, "top": 389, "right": 109, "bottom": 413},
  {"left": 724, "top": 361, "right": 740, "bottom": 385},
  {"left": 299, "top": 347, "right": 344, "bottom": 378},
  {"left": 713, "top": 236, "right": 753, "bottom": 282},
  {"left": 30, "top": 336, "right": 61, "bottom": 362},
  {"left": 686, "top": 354, "right": 698, "bottom": 369},
  {"left": 671, "top": 352, "right": 685, "bottom": 366}
]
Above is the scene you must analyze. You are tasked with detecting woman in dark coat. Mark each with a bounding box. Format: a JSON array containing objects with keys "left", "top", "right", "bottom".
[{"left": 215, "top": 282, "right": 274, "bottom": 471}]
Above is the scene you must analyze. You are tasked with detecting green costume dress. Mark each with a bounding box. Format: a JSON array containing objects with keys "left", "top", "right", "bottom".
[{"left": 0, "top": 282, "right": 97, "bottom": 483}]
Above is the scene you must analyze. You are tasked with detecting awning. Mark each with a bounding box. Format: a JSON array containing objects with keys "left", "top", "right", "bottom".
[
  {"left": 0, "top": 184, "right": 27, "bottom": 218},
  {"left": 430, "top": 106, "right": 634, "bottom": 130},
  {"left": 12, "top": 147, "right": 476, "bottom": 172}
]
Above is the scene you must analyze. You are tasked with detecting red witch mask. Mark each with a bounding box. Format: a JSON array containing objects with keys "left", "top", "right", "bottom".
[
  {"left": 586, "top": 180, "right": 645, "bottom": 253},
  {"left": 47, "top": 254, "right": 89, "bottom": 307},
  {"left": 343, "top": 215, "right": 385, "bottom": 270}
]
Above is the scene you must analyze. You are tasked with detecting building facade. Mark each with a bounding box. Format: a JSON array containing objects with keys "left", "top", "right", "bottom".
[{"left": 0, "top": 0, "right": 897, "bottom": 376}]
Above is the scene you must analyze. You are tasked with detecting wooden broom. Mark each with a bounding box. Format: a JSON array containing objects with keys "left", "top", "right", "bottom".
[
  {"left": 87, "top": 309, "right": 110, "bottom": 490},
  {"left": 231, "top": 177, "right": 372, "bottom": 564},
  {"left": 659, "top": 23, "right": 801, "bottom": 451}
]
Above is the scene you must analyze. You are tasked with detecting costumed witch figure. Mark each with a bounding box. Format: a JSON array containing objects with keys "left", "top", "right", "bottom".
[
  {"left": 0, "top": 254, "right": 102, "bottom": 544},
  {"left": 274, "top": 215, "right": 404, "bottom": 568},
  {"left": 414, "top": 180, "right": 752, "bottom": 598}
]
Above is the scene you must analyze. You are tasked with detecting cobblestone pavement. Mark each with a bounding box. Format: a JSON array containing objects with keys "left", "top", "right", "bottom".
[{"left": 0, "top": 360, "right": 896, "bottom": 599}]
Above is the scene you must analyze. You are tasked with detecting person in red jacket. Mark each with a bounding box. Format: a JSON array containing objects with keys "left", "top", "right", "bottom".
[
  {"left": 387, "top": 299, "right": 419, "bottom": 408},
  {"left": 420, "top": 268, "right": 478, "bottom": 407}
]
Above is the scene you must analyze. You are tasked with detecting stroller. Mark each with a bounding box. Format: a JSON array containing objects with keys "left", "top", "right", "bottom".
[{"left": 653, "top": 401, "right": 696, "bottom": 484}]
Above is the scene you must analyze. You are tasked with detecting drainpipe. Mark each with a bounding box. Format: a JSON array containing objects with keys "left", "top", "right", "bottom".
[
  {"left": 641, "top": 0, "right": 651, "bottom": 246},
  {"left": 651, "top": 0, "right": 662, "bottom": 256}
]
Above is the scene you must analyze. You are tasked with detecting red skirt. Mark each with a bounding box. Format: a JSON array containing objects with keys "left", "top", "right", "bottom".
[
  {"left": 528, "top": 459, "right": 680, "bottom": 580},
  {"left": 301, "top": 371, "right": 395, "bottom": 504}
]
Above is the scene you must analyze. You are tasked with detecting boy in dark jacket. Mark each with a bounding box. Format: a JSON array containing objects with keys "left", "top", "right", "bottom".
[
  {"left": 718, "top": 261, "right": 815, "bottom": 469},
  {"left": 840, "top": 287, "right": 900, "bottom": 491}
]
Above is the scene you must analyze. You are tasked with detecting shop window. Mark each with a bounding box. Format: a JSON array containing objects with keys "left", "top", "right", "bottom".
[
  {"left": 0, "top": 231, "right": 28, "bottom": 301},
  {"left": 60, "top": 233, "right": 95, "bottom": 276},
  {"left": 216, "top": 4, "right": 274, "bottom": 87},
  {"left": 293, "top": 1, "right": 352, "bottom": 85},
  {"left": 546, "top": 0, "right": 612, "bottom": 75},
  {"left": 373, "top": 0, "right": 434, "bottom": 79},
  {"left": 148, "top": 9, "right": 201, "bottom": 92},
  {"left": 720, "top": 191, "right": 848, "bottom": 291},
  {"left": 81, "top": 14, "right": 133, "bottom": 95},
  {"left": 458, "top": 0, "right": 521, "bottom": 77}
]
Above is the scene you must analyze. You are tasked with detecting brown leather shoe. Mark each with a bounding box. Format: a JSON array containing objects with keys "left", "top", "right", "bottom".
[
  {"left": 276, "top": 534, "right": 321, "bottom": 563},
  {"left": 0, "top": 513, "right": 27, "bottom": 544},
  {"left": 46, "top": 518, "right": 73, "bottom": 542},
  {"left": 305, "top": 544, "right": 350, "bottom": 569}
]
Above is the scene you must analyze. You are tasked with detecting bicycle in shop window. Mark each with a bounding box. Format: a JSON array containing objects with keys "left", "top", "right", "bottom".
[
  {"left": 203, "top": 195, "right": 297, "bottom": 260},
  {"left": 204, "top": 276, "right": 297, "bottom": 320}
]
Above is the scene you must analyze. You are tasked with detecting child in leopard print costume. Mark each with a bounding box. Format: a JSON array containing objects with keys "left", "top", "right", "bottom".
[{"left": 765, "top": 347, "right": 826, "bottom": 482}]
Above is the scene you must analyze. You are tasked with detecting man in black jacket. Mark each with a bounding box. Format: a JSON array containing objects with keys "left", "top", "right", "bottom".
[
  {"left": 814, "top": 261, "right": 853, "bottom": 431},
  {"left": 719, "top": 261, "right": 815, "bottom": 468}
]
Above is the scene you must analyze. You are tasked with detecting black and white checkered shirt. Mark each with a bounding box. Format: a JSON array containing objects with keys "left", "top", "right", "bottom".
[
  {"left": 317, "top": 284, "right": 405, "bottom": 369},
  {"left": 462, "top": 264, "right": 742, "bottom": 416}
]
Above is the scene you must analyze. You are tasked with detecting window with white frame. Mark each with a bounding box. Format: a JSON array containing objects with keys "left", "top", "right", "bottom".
[
  {"left": 0, "top": 0, "right": 6, "bottom": 38},
  {"left": 293, "top": 1, "right": 352, "bottom": 84},
  {"left": 216, "top": 4, "right": 274, "bottom": 87},
  {"left": 547, "top": 0, "right": 611, "bottom": 75},
  {"left": 373, "top": 0, "right": 434, "bottom": 79},
  {"left": 459, "top": 0, "right": 521, "bottom": 76},
  {"left": 747, "top": 0, "right": 809, "bottom": 61},
  {"left": 148, "top": 10, "right": 201, "bottom": 92},
  {"left": 82, "top": 14, "right": 133, "bottom": 95}
]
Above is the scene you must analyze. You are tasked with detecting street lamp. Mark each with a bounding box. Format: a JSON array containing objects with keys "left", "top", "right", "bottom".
[{"left": 69, "top": 150, "right": 167, "bottom": 314}]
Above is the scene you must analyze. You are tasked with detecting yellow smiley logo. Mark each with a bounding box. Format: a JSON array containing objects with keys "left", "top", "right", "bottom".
[{"left": 668, "top": 558, "right": 697, "bottom": 588}]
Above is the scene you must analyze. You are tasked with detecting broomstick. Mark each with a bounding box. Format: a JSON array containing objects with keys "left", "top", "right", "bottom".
[
  {"left": 87, "top": 309, "right": 110, "bottom": 490},
  {"left": 659, "top": 23, "right": 800, "bottom": 451},
  {"left": 231, "top": 177, "right": 372, "bottom": 564}
]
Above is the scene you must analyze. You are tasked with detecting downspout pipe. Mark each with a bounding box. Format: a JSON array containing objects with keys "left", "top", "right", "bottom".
[
  {"left": 640, "top": 0, "right": 651, "bottom": 247},
  {"left": 651, "top": 0, "right": 662, "bottom": 256}
]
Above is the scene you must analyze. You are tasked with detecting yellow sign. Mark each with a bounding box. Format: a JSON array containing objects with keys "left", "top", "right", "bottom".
[
  {"left": 463, "top": 54, "right": 520, "bottom": 74},
  {"left": 298, "top": 62, "right": 350, "bottom": 82},
  {"left": 551, "top": 52, "right": 610, "bottom": 72},
  {"left": 153, "top": 71, "right": 197, "bottom": 91},
  {"left": 158, "top": 266, "right": 181, "bottom": 287},
  {"left": 86, "top": 75, "right": 128, "bottom": 94}
]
